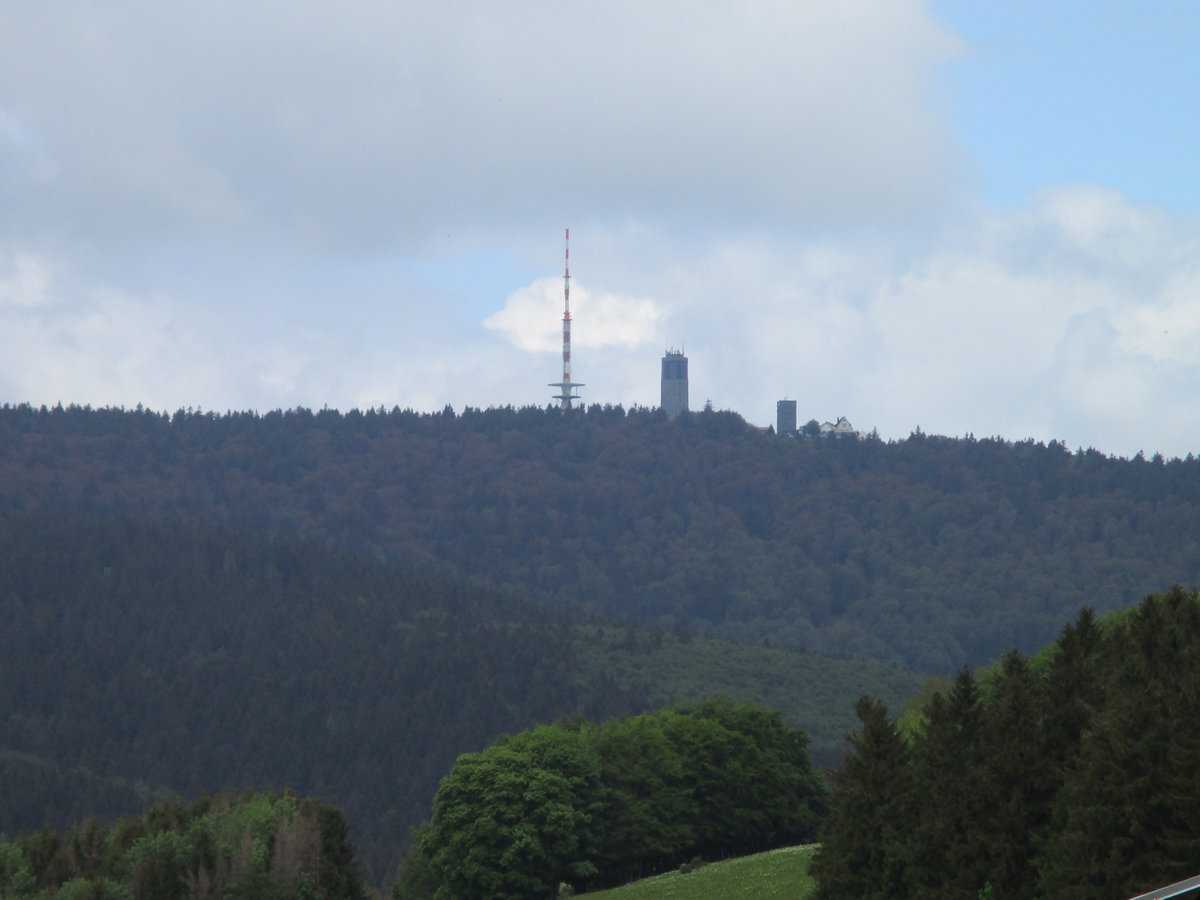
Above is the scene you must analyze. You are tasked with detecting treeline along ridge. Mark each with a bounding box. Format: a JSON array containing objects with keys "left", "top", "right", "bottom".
[{"left": 2, "top": 402, "right": 1198, "bottom": 671}]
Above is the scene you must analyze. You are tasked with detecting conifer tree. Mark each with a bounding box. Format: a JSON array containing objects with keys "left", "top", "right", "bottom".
[
  {"left": 812, "top": 696, "right": 911, "bottom": 900},
  {"left": 976, "top": 650, "right": 1051, "bottom": 898},
  {"left": 1039, "top": 608, "right": 1102, "bottom": 764},
  {"left": 1041, "top": 588, "right": 1200, "bottom": 898},
  {"left": 904, "top": 668, "right": 990, "bottom": 899}
]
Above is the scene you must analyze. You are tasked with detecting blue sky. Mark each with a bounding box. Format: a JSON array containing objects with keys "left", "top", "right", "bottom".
[
  {"left": 1, "top": 1, "right": 1199, "bottom": 457},
  {"left": 936, "top": 1, "right": 1200, "bottom": 210}
]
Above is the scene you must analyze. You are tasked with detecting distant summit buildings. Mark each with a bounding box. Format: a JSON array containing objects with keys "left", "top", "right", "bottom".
[
  {"left": 654, "top": 353, "right": 858, "bottom": 436},
  {"left": 819, "top": 416, "right": 859, "bottom": 437},
  {"left": 778, "top": 398, "right": 858, "bottom": 437},
  {"left": 535, "top": 229, "right": 851, "bottom": 431}
]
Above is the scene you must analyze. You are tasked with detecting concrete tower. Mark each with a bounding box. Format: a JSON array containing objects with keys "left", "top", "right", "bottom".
[
  {"left": 661, "top": 349, "right": 688, "bottom": 420},
  {"left": 777, "top": 399, "right": 797, "bottom": 435}
]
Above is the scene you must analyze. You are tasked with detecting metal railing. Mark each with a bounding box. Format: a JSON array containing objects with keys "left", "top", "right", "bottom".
[{"left": 1128, "top": 873, "right": 1200, "bottom": 900}]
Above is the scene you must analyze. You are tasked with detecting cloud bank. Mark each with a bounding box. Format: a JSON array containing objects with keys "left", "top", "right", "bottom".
[{"left": 0, "top": 2, "right": 1197, "bottom": 458}]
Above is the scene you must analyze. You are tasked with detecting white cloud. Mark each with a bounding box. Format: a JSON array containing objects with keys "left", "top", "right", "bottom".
[
  {"left": 3, "top": 185, "right": 1199, "bottom": 459},
  {"left": 1117, "top": 277, "right": 1200, "bottom": 364},
  {"left": 659, "top": 186, "right": 1200, "bottom": 456},
  {"left": 484, "top": 277, "right": 661, "bottom": 354},
  {"left": 0, "top": 0, "right": 965, "bottom": 256},
  {"left": 0, "top": 3, "right": 1196, "bottom": 460},
  {"left": 1, "top": 280, "right": 172, "bottom": 406},
  {"left": 0, "top": 253, "right": 52, "bottom": 308}
]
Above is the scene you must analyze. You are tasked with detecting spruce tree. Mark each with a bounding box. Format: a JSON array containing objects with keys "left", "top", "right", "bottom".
[
  {"left": 812, "top": 696, "right": 911, "bottom": 900},
  {"left": 1041, "top": 588, "right": 1200, "bottom": 898},
  {"left": 904, "top": 668, "right": 990, "bottom": 899},
  {"left": 977, "top": 650, "right": 1051, "bottom": 898}
]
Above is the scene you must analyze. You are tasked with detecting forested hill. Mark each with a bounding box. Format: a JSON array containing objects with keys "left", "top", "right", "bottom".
[
  {"left": 0, "top": 510, "right": 920, "bottom": 887},
  {"left": 2, "top": 402, "right": 1199, "bottom": 672},
  {"left": 0, "top": 510, "right": 618, "bottom": 885}
]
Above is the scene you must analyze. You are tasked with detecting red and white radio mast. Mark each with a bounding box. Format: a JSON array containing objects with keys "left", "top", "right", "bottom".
[{"left": 549, "top": 227, "right": 583, "bottom": 409}]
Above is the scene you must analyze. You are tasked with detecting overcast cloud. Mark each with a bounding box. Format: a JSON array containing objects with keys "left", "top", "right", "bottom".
[{"left": 0, "top": 1, "right": 1197, "bottom": 457}]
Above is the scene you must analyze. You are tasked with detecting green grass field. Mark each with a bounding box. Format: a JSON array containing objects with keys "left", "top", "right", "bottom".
[{"left": 580, "top": 844, "right": 819, "bottom": 900}]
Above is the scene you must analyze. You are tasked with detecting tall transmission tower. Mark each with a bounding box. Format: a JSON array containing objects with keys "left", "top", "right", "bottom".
[{"left": 549, "top": 228, "right": 583, "bottom": 408}]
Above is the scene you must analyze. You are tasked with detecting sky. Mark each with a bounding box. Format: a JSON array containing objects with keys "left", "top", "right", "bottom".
[{"left": 1, "top": 1, "right": 1199, "bottom": 458}]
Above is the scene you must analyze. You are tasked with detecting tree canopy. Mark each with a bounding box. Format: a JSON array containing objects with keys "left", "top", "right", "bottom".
[
  {"left": 405, "top": 698, "right": 826, "bottom": 899},
  {"left": 0, "top": 790, "right": 365, "bottom": 900},
  {"left": 2, "top": 402, "right": 1197, "bottom": 673},
  {"left": 814, "top": 586, "right": 1200, "bottom": 900}
]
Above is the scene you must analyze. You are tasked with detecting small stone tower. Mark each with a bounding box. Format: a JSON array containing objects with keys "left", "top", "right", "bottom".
[{"left": 777, "top": 399, "right": 797, "bottom": 435}]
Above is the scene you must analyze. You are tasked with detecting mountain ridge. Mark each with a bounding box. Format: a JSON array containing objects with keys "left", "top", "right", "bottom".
[{"left": 2, "top": 402, "right": 1196, "bottom": 671}]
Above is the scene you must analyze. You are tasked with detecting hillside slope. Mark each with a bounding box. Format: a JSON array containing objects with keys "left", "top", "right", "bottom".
[
  {"left": 580, "top": 845, "right": 818, "bottom": 899},
  {"left": 2, "top": 403, "right": 1197, "bottom": 672},
  {"left": 0, "top": 510, "right": 920, "bottom": 885}
]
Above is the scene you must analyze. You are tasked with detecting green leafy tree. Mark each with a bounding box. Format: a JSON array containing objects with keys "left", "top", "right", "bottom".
[
  {"left": 422, "top": 725, "right": 603, "bottom": 899},
  {"left": 391, "top": 825, "right": 440, "bottom": 900},
  {"left": 409, "top": 699, "right": 823, "bottom": 897},
  {"left": 123, "top": 830, "right": 189, "bottom": 900},
  {"left": 587, "top": 713, "right": 696, "bottom": 882},
  {"left": 0, "top": 843, "right": 38, "bottom": 898},
  {"left": 0, "top": 791, "right": 364, "bottom": 900},
  {"left": 667, "top": 697, "right": 826, "bottom": 854}
]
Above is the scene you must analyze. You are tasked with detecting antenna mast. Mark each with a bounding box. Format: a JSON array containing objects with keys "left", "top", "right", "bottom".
[{"left": 549, "top": 227, "right": 583, "bottom": 408}]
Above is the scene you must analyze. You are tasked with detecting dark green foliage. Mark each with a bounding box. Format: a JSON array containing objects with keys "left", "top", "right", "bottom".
[
  {"left": 816, "top": 588, "right": 1200, "bottom": 900},
  {"left": 573, "top": 625, "right": 924, "bottom": 767},
  {"left": 412, "top": 700, "right": 826, "bottom": 898},
  {"left": 389, "top": 826, "right": 439, "bottom": 900},
  {"left": 974, "top": 651, "right": 1055, "bottom": 897},
  {"left": 903, "top": 668, "right": 992, "bottom": 898},
  {"left": 586, "top": 713, "right": 696, "bottom": 880},
  {"left": 812, "top": 696, "right": 910, "bottom": 900},
  {"left": 307, "top": 801, "right": 364, "bottom": 900},
  {"left": 0, "top": 510, "right": 648, "bottom": 887},
  {"left": 660, "top": 698, "right": 826, "bottom": 859},
  {"left": 422, "top": 726, "right": 604, "bottom": 899},
  {"left": 8, "top": 403, "right": 1200, "bottom": 893},
  {"left": 0, "top": 507, "right": 920, "bottom": 889},
  {"left": 1040, "top": 587, "right": 1200, "bottom": 899},
  {"left": 2, "top": 403, "right": 1198, "bottom": 673},
  {"left": 0, "top": 790, "right": 365, "bottom": 900},
  {"left": 0, "top": 751, "right": 170, "bottom": 843}
]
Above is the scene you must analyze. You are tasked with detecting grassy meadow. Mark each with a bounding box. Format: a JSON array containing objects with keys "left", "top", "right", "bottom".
[{"left": 580, "top": 844, "right": 818, "bottom": 899}]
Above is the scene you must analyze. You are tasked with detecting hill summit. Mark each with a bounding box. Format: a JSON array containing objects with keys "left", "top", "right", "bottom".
[{"left": 2, "top": 402, "right": 1197, "bottom": 671}]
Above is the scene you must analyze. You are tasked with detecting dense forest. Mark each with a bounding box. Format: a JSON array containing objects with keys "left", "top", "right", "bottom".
[
  {"left": 814, "top": 586, "right": 1200, "bottom": 899},
  {"left": 5, "top": 401, "right": 1200, "bottom": 895},
  {"left": 0, "top": 750, "right": 170, "bottom": 846},
  {"left": 0, "top": 790, "right": 366, "bottom": 899},
  {"left": 2, "top": 402, "right": 1198, "bottom": 672},
  {"left": 0, "top": 699, "right": 825, "bottom": 900},
  {"left": 0, "top": 509, "right": 919, "bottom": 887}
]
